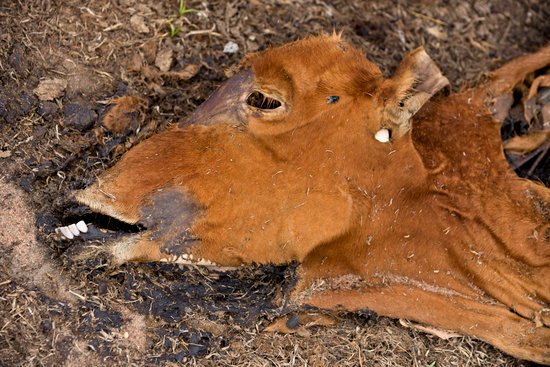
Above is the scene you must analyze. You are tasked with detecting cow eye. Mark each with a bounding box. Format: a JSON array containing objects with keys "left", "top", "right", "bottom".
[{"left": 246, "top": 91, "right": 282, "bottom": 110}]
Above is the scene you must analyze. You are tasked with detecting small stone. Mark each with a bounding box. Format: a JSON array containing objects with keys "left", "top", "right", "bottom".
[
  {"left": 223, "top": 41, "right": 239, "bottom": 54},
  {"left": 34, "top": 78, "right": 67, "bottom": 101},
  {"left": 130, "top": 14, "right": 149, "bottom": 34},
  {"left": 63, "top": 103, "right": 97, "bottom": 131},
  {"left": 155, "top": 48, "right": 173, "bottom": 72},
  {"left": 37, "top": 101, "right": 58, "bottom": 120},
  {"left": 0, "top": 150, "right": 12, "bottom": 158},
  {"left": 19, "top": 92, "right": 36, "bottom": 115}
]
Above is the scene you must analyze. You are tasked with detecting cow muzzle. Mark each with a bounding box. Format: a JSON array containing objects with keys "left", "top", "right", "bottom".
[{"left": 184, "top": 69, "right": 254, "bottom": 127}]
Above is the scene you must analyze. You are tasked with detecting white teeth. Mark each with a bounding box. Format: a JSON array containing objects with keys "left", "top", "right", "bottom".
[
  {"left": 68, "top": 224, "right": 80, "bottom": 236},
  {"left": 54, "top": 219, "right": 230, "bottom": 269},
  {"left": 166, "top": 255, "right": 219, "bottom": 267},
  {"left": 162, "top": 254, "right": 236, "bottom": 271},
  {"left": 374, "top": 128, "right": 390, "bottom": 143},
  {"left": 55, "top": 220, "right": 89, "bottom": 240},
  {"left": 76, "top": 220, "right": 88, "bottom": 233},
  {"left": 59, "top": 226, "right": 74, "bottom": 240}
]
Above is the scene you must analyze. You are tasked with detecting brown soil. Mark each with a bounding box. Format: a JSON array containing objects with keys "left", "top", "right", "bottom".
[{"left": 0, "top": 1, "right": 548, "bottom": 366}]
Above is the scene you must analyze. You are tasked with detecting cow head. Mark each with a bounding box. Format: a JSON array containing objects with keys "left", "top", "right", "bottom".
[
  {"left": 75, "top": 34, "right": 447, "bottom": 267},
  {"left": 68, "top": 35, "right": 550, "bottom": 364}
]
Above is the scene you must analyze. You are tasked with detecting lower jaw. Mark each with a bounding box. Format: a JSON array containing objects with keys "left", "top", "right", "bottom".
[
  {"left": 159, "top": 252, "right": 238, "bottom": 271},
  {"left": 55, "top": 220, "right": 238, "bottom": 271}
]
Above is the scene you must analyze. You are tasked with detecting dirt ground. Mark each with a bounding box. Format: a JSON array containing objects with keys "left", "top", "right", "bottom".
[{"left": 0, "top": 0, "right": 549, "bottom": 366}]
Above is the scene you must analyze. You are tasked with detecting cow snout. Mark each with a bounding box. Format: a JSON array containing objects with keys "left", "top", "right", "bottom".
[{"left": 184, "top": 70, "right": 254, "bottom": 126}]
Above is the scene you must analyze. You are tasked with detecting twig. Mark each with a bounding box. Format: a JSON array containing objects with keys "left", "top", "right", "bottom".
[
  {"left": 409, "top": 11, "right": 447, "bottom": 26},
  {"left": 184, "top": 25, "right": 222, "bottom": 38},
  {"left": 69, "top": 289, "right": 86, "bottom": 301}
]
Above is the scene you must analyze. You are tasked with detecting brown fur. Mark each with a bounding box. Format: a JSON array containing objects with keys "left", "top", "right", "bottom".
[{"left": 75, "top": 35, "right": 550, "bottom": 363}]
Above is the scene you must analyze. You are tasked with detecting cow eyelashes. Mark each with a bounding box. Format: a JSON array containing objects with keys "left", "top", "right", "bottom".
[{"left": 246, "top": 91, "right": 282, "bottom": 110}]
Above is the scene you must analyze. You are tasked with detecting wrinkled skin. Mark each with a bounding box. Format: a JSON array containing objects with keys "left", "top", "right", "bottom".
[{"left": 74, "top": 35, "right": 550, "bottom": 364}]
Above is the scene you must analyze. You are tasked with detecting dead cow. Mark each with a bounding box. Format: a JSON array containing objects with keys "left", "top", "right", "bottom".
[{"left": 62, "top": 35, "right": 550, "bottom": 364}]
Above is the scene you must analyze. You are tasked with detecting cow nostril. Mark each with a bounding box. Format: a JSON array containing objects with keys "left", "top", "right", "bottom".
[{"left": 246, "top": 91, "right": 282, "bottom": 110}]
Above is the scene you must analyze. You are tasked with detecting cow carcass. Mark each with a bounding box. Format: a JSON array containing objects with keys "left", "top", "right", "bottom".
[{"left": 60, "top": 35, "right": 550, "bottom": 364}]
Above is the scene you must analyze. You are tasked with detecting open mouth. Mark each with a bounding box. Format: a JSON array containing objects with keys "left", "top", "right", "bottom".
[
  {"left": 54, "top": 211, "right": 232, "bottom": 269},
  {"left": 55, "top": 211, "right": 143, "bottom": 240}
]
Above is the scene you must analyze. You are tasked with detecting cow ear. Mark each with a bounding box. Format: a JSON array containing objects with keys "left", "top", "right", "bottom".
[{"left": 379, "top": 48, "right": 449, "bottom": 138}]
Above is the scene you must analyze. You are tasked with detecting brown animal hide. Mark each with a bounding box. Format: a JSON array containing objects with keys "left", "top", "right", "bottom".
[{"left": 73, "top": 35, "right": 550, "bottom": 364}]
